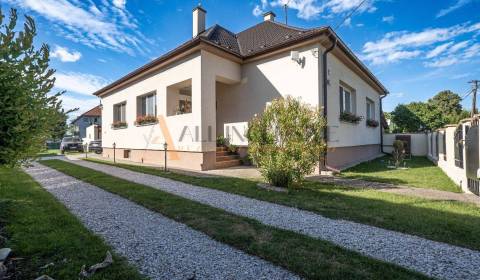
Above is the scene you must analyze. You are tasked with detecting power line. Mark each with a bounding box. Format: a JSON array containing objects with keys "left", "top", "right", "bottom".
[{"left": 333, "top": 0, "right": 368, "bottom": 30}]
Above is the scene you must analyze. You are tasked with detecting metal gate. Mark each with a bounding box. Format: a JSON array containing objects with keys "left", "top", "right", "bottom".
[{"left": 465, "top": 119, "right": 479, "bottom": 196}]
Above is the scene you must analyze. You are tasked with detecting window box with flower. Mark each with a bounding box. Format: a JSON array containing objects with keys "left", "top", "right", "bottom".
[
  {"left": 339, "top": 112, "right": 363, "bottom": 124},
  {"left": 366, "top": 119, "right": 379, "bottom": 128},
  {"left": 135, "top": 115, "right": 158, "bottom": 126},
  {"left": 111, "top": 121, "right": 128, "bottom": 129}
]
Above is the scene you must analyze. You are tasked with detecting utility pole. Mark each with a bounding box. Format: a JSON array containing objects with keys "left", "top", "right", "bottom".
[{"left": 470, "top": 80, "right": 479, "bottom": 117}]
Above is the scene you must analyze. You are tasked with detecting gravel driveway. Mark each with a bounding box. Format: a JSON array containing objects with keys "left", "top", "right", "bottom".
[
  {"left": 66, "top": 158, "right": 480, "bottom": 280},
  {"left": 25, "top": 163, "right": 299, "bottom": 280}
]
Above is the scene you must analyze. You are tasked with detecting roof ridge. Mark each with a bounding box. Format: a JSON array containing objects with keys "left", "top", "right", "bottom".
[{"left": 268, "top": 20, "right": 309, "bottom": 32}]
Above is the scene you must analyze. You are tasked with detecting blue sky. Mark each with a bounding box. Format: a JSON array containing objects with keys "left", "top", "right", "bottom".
[{"left": 2, "top": 0, "right": 479, "bottom": 119}]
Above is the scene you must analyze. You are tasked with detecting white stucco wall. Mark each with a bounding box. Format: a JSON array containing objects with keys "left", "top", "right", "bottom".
[
  {"left": 216, "top": 43, "right": 321, "bottom": 137},
  {"left": 326, "top": 53, "right": 381, "bottom": 148},
  {"left": 101, "top": 51, "right": 241, "bottom": 153},
  {"left": 428, "top": 125, "right": 471, "bottom": 193},
  {"left": 383, "top": 133, "right": 428, "bottom": 156}
]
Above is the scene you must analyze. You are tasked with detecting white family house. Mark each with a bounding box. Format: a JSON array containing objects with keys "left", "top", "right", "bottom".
[{"left": 94, "top": 6, "right": 389, "bottom": 171}]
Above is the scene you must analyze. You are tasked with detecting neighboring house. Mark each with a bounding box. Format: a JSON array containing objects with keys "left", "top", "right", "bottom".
[
  {"left": 94, "top": 6, "right": 388, "bottom": 171},
  {"left": 71, "top": 106, "right": 102, "bottom": 140}
]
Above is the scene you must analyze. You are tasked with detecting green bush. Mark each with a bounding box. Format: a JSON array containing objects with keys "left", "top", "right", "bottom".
[
  {"left": 246, "top": 96, "right": 326, "bottom": 188},
  {"left": 392, "top": 140, "right": 405, "bottom": 168}
]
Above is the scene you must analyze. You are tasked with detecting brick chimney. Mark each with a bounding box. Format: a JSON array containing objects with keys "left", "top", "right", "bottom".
[{"left": 192, "top": 5, "right": 206, "bottom": 37}]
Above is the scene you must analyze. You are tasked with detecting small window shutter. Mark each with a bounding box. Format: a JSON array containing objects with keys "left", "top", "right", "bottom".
[{"left": 339, "top": 87, "right": 344, "bottom": 113}]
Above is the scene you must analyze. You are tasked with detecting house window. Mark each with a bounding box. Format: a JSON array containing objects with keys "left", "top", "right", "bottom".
[
  {"left": 366, "top": 98, "right": 375, "bottom": 120},
  {"left": 167, "top": 79, "right": 193, "bottom": 116},
  {"left": 113, "top": 102, "right": 126, "bottom": 123},
  {"left": 137, "top": 92, "right": 156, "bottom": 117},
  {"left": 340, "top": 84, "right": 355, "bottom": 114}
]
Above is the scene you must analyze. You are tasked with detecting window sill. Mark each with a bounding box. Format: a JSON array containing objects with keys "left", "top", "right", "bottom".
[
  {"left": 111, "top": 125, "right": 128, "bottom": 130},
  {"left": 135, "top": 121, "right": 158, "bottom": 127},
  {"left": 339, "top": 120, "right": 360, "bottom": 125}
]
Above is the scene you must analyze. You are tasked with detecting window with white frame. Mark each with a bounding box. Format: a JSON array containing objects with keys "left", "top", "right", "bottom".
[
  {"left": 137, "top": 92, "right": 156, "bottom": 116},
  {"left": 366, "top": 98, "right": 375, "bottom": 120},
  {"left": 113, "top": 102, "right": 126, "bottom": 122},
  {"left": 339, "top": 84, "right": 355, "bottom": 114}
]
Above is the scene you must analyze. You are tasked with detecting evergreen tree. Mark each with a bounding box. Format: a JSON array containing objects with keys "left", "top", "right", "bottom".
[{"left": 0, "top": 8, "right": 70, "bottom": 166}]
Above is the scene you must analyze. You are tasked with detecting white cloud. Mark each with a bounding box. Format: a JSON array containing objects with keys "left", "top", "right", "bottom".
[
  {"left": 362, "top": 22, "right": 480, "bottom": 65},
  {"left": 436, "top": 0, "right": 472, "bottom": 18},
  {"left": 252, "top": 5, "right": 264, "bottom": 16},
  {"left": 256, "top": 0, "right": 377, "bottom": 20},
  {"left": 448, "top": 40, "right": 470, "bottom": 53},
  {"left": 426, "top": 42, "right": 453, "bottom": 58},
  {"left": 270, "top": 0, "right": 323, "bottom": 20},
  {"left": 112, "top": 0, "right": 126, "bottom": 9},
  {"left": 323, "top": 0, "right": 377, "bottom": 14},
  {"left": 464, "top": 43, "right": 480, "bottom": 58},
  {"left": 55, "top": 72, "right": 109, "bottom": 95},
  {"left": 424, "top": 57, "right": 459, "bottom": 68},
  {"left": 382, "top": 15, "right": 394, "bottom": 24},
  {"left": 252, "top": 0, "right": 268, "bottom": 17},
  {"left": 356, "top": 23, "right": 364, "bottom": 27},
  {"left": 392, "top": 92, "right": 405, "bottom": 98},
  {"left": 60, "top": 95, "right": 100, "bottom": 118},
  {"left": 6, "top": 0, "right": 148, "bottom": 55},
  {"left": 343, "top": 17, "right": 352, "bottom": 27},
  {"left": 51, "top": 45, "right": 81, "bottom": 62}
]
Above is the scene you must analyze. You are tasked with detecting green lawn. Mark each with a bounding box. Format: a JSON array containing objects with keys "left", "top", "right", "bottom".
[
  {"left": 42, "top": 159, "right": 428, "bottom": 280},
  {"left": 0, "top": 166, "right": 144, "bottom": 280},
  {"left": 340, "top": 156, "right": 460, "bottom": 192},
  {"left": 36, "top": 149, "right": 60, "bottom": 157},
  {"left": 84, "top": 158, "right": 480, "bottom": 251}
]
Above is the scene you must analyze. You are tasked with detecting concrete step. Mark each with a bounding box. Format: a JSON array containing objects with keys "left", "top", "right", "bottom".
[
  {"left": 216, "top": 146, "right": 227, "bottom": 152},
  {"left": 216, "top": 151, "right": 230, "bottom": 156},
  {"left": 215, "top": 159, "right": 242, "bottom": 169},
  {"left": 216, "top": 155, "right": 240, "bottom": 162}
]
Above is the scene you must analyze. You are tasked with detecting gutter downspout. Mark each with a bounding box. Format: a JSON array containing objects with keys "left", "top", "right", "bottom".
[
  {"left": 321, "top": 35, "right": 337, "bottom": 172},
  {"left": 380, "top": 93, "right": 388, "bottom": 154}
]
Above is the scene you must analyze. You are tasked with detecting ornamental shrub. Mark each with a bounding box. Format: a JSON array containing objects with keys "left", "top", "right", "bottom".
[{"left": 246, "top": 96, "right": 326, "bottom": 188}]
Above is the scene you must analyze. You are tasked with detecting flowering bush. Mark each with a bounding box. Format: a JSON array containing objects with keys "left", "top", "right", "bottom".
[
  {"left": 247, "top": 96, "right": 326, "bottom": 188},
  {"left": 112, "top": 121, "right": 127, "bottom": 129},
  {"left": 340, "top": 112, "right": 363, "bottom": 124},
  {"left": 135, "top": 115, "right": 157, "bottom": 125},
  {"left": 366, "top": 119, "right": 379, "bottom": 127}
]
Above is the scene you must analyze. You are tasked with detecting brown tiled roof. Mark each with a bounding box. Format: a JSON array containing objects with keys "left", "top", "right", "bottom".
[
  {"left": 71, "top": 105, "right": 101, "bottom": 124},
  {"left": 199, "top": 21, "right": 325, "bottom": 57},
  {"left": 93, "top": 20, "right": 387, "bottom": 96}
]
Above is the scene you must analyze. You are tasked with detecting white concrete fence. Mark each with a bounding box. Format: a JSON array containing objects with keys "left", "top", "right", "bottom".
[{"left": 384, "top": 120, "right": 480, "bottom": 195}]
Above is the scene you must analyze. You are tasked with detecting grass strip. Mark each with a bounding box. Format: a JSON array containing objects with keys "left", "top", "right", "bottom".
[
  {"left": 340, "top": 156, "right": 460, "bottom": 192},
  {"left": 0, "top": 166, "right": 144, "bottom": 280},
  {"left": 41, "top": 159, "right": 428, "bottom": 280},
  {"left": 84, "top": 157, "right": 480, "bottom": 251}
]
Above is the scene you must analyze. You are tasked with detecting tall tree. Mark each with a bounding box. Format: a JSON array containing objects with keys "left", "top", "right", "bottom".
[
  {"left": 391, "top": 90, "right": 469, "bottom": 133},
  {"left": 0, "top": 8, "right": 68, "bottom": 166}
]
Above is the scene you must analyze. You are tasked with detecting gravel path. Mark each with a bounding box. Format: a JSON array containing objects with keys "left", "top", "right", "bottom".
[
  {"left": 25, "top": 163, "right": 298, "bottom": 280},
  {"left": 66, "top": 158, "right": 480, "bottom": 280},
  {"left": 310, "top": 176, "right": 480, "bottom": 206}
]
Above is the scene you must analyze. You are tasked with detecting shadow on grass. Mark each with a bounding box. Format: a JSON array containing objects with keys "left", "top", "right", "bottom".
[{"left": 82, "top": 158, "right": 479, "bottom": 251}]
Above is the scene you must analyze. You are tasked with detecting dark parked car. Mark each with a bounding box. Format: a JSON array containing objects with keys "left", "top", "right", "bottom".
[
  {"left": 88, "top": 140, "right": 102, "bottom": 154},
  {"left": 60, "top": 136, "right": 84, "bottom": 154}
]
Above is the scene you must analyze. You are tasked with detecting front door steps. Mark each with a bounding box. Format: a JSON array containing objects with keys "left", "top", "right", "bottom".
[{"left": 215, "top": 146, "right": 241, "bottom": 169}]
